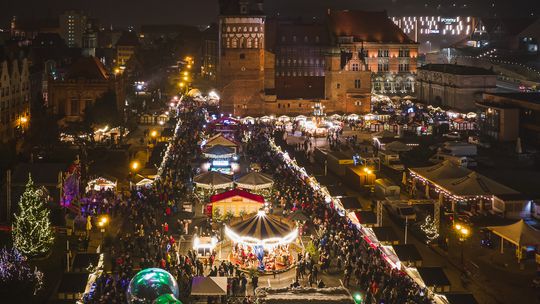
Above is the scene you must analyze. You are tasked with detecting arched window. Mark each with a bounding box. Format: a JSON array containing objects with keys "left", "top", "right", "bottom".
[
  {"left": 254, "top": 38, "right": 259, "bottom": 48},
  {"left": 226, "top": 38, "right": 231, "bottom": 48},
  {"left": 227, "top": 26, "right": 231, "bottom": 32},
  {"left": 232, "top": 27, "right": 237, "bottom": 32},
  {"left": 232, "top": 38, "right": 238, "bottom": 48},
  {"left": 246, "top": 38, "right": 252, "bottom": 48}
]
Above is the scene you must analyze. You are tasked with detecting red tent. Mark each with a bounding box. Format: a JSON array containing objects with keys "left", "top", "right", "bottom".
[{"left": 210, "top": 188, "right": 264, "bottom": 203}]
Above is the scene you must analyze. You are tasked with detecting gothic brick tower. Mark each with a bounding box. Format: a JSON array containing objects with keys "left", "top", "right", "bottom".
[{"left": 218, "top": 0, "right": 266, "bottom": 116}]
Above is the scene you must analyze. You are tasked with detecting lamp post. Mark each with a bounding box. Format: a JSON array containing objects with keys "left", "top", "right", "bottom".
[
  {"left": 454, "top": 223, "right": 470, "bottom": 266},
  {"left": 97, "top": 215, "right": 109, "bottom": 253}
]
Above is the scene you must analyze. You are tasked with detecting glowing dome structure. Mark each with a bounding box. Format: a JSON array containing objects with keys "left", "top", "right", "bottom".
[{"left": 126, "top": 268, "right": 182, "bottom": 304}]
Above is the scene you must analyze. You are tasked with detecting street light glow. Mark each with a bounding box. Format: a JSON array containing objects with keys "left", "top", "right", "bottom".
[{"left": 131, "top": 161, "right": 140, "bottom": 171}]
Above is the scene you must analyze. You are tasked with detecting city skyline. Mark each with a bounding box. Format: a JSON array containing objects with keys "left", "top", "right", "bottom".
[{"left": 2, "top": 0, "right": 539, "bottom": 28}]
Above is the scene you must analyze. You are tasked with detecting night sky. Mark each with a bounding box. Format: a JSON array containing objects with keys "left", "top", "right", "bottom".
[{"left": 1, "top": 0, "right": 538, "bottom": 28}]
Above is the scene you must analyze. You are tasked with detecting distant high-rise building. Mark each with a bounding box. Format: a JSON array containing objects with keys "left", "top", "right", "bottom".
[{"left": 59, "top": 11, "right": 87, "bottom": 48}]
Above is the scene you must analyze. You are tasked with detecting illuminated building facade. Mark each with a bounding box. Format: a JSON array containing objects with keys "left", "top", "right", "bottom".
[
  {"left": 391, "top": 16, "right": 477, "bottom": 53},
  {"left": 0, "top": 57, "right": 30, "bottom": 142}
]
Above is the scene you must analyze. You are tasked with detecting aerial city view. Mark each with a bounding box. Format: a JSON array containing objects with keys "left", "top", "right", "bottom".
[{"left": 1, "top": 0, "right": 540, "bottom": 303}]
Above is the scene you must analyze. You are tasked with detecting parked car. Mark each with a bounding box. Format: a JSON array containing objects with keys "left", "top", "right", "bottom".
[
  {"left": 387, "top": 203, "right": 417, "bottom": 222},
  {"left": 443, "top": 131, "right": 461, "bottom": 140}
]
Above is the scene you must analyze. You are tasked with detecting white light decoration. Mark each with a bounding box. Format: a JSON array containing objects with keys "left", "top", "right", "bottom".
[{"left": 224, "top": 225, "right": 298, "bottom": 250}]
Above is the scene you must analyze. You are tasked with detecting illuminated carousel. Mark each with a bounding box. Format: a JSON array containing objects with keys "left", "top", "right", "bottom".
[{"left": 225, "top": 211, "right": 298, "bottom": 274}]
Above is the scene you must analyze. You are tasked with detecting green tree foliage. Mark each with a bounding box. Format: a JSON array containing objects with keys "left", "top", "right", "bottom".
[{"left": 12, "top": 176, "right": 55, "bottom": 257}]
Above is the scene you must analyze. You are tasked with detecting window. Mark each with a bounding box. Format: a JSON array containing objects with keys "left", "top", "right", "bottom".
[
  {"left": 354, "top": 79, "right": 361, "bottom": 89},
  {"left": 377, "top": 49, "right": 389, "bottom": 57},
  {"left": 336, "top": 83, "right": 341, "bottom": 89},
  {"left": 355, "top": 101, "right": 362, "bottom": 106},
  {"left": 378, "top": 63, "right": 389, "bottom": 72},
  {"left": 352, "top": 63, "right": 359, "bottom": 71},
  {"left": 315, "top": 36, "right": 320, "bottom": 43},
  {"left": 287, "top": 103, "right": 291, "bottom": 108},
  {"left": 398, "top": 49, "right": 410, "bottom": 57},
  {"left": 293, "top": 36, "right": 297, "bottom": 42},
  {"left": 232, "top": 38, "right": 238, "bottom": 48},
  {"left": 281, "top": 36, "right": 286, "bottom": 42},
  {"left": 278, "top": 103, "right": 281, "bottom": 108},
  {"left": 247, "top": 39, "right": 252, "bottom": 48},
  {"left": 239, "top": 53, "right": 245, "bottom": 59},
  {"left": 398, "top": 63, "right": 410, "bottom": 72},
  {"left": 304, "top": 36, "right": 308, "bottom": 42}
]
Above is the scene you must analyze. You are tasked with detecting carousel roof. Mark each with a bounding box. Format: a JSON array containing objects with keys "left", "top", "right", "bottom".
[
  {"left": 203, "top": 145, "right": 235, "bottom": 157},
  {"left": 194, "top": 171, "right": 233, "bottom": 188},
  {"left": 235, "top": 171, "right": 274, "bottom": 189},
  {"left": 210, "top": 188, "right": 264, "bottom": 203},
  {"left": 230, "top": 213, "right": 294, "bottom": 240}
]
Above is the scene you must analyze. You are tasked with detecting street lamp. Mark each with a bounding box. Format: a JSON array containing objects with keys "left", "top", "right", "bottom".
[
  {"left": 454, "top": 223, "right": 470, "bottom": 266},
  {"left": 97, "top": 215, "right": 109, "bottom": 251},
  {"left": 150, "top": 130, "right": 158, "bottom": 138},
  {"left": 131, "top": 161, "right": 140, "bottom": 171}
]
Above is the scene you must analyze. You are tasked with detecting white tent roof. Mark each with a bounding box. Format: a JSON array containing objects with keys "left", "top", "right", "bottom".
[
  {"left": 487, "top": 220, "right": 540, "bottom": 247},
  {"left": 235, "top": 171, "right": 274, "bottom": 190},
  {"left": 410, "top": 161, "right": 470, "bottom": 183},
  {"left": 191, "top": 276, "right": 227, "bottom": 296},
  {"left": 194, "top": 171, "right": 233, "bottom": 189},
  {"left": 440, "top": 172, "right": 518, "bottom": 197}
]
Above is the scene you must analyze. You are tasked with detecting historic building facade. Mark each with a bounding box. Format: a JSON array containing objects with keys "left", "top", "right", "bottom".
[
  {"left": 216, "top": 4, "right": 418, "bottom": 115},
  {"left": 48, "top": 56, "right": 124, "bottom": 123},
  {"left": 0, "top": 57, "right": 31, "bottom": 142},
  {"left": 218, "top": 0, "right": 274, "bottom": 116},
  {"left": 416, "top": 64, "right": 497, "bottom": 111}
]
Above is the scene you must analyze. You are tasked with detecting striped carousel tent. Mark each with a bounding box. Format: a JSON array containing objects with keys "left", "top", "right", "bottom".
[
  {"left": 226, "top": 212, "right": 297, "bottom": 247},
  {"left": 235, "top": 171, "right": 274, "bottom": 190}
]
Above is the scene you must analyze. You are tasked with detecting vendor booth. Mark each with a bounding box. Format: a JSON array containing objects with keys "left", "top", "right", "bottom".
[
  {"left": 225, "top": 211, "right": 298, "bottom": 273},
  {"left": 203, "top": 145, "right": 237, "bottom": 174},
  {"left": 194, "top": 171, "right": 233, "bottom": 190},
  {"left": 204, "top": 133, "right": 239, "bottom": 153},
  {"left": 208, "top": 188, "right": 264, "bottom": 218},
  {"left": 86, "top": 177, "right": 117, "bottom": 193},
  {"left": 487, "top": 219, "right": 540, "bottom": 262},
  {"left": 235, "top": 171, "right": 274, "bottom": 190}
]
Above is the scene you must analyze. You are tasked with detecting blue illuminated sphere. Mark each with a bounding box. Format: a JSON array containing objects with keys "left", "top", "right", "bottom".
[{"left": 126, "top": 268, "right": 181, "bottom": 304}]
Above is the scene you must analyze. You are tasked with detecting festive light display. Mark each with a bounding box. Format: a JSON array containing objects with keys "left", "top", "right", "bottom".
[
  {"left": 0, "top": 247, "right": 43, "bottom": 295},
  {"left": 420, "top": 215, "right": 439, "bottom": 243},
  {"left": 12, "top": 176, "right": 55, "bottom": 257}
]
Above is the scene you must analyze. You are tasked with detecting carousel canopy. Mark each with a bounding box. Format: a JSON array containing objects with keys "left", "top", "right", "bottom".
[
  {"left": 194, "top": 171, "right": 233, "bottom": 189},
  {"left": 211, "top": 188, "right": 264, "bottom": 204},
  {"left": 235, "top": 171, "right": 274, "bottom": 190},
  {"left": 203, "top": 144, "right": 236, "bottom": 159},
  {"left": 385, "top": 141, "right": 412, "bottom": 152},
  {"left": 487, "top": 219, "right": 540, "bottom": 247},
  {"left": 229, "top": 212, "right": 294, "bottom": 241}
]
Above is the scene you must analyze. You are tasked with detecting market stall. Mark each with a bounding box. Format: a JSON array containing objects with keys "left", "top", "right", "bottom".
[
  {"left": 487, "top": 219, "right": 540, "bottom": 262},
  {"left": 193, "top": 171, "right": 233, "bottom": 190},
  {"left": 208, "top": 188, "right": 265, "bottom": 218},
  {"left": 235, "top": 171, "right": 274, "bottom": 190},
  {"left": 86, "top": 177, "right": 117, "bottom": 193}
]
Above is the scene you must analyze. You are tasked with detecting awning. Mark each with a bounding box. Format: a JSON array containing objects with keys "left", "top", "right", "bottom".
[
  {"left": 487, "top": 219, "right": 540, "bottom": 247},
  {"left": 194, "top": 171, "right": 233, "bottom": 190},
  {"left": 235, "top": 171, "right": 274, "bottom": 190},
  {"left": 190, "top": 276, "right": 227, "bottom": 296}
]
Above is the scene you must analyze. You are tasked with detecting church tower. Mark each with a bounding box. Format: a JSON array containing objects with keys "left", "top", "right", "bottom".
[{"left": 218, "top": 0, "right": 267, "bottom": 116}]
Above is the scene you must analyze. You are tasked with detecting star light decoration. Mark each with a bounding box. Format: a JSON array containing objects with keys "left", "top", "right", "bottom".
[{"left": 420, "top": 215, "right": 439, "bottom": 243}]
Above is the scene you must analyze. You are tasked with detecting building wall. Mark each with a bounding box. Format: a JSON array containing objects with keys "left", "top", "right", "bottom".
[
  {"left": 116, "top": 45, "right": 135, "bottom": 66},
  {"left": 48, "top": 80, "right": 112, "bottom": 122},
  {"left": 325, "top": 53, "right": 371, "bottom": 114},
  {"left": 219, "top": 16, "right": 267, "bottom": 116},
  {"left": 0, "top": 59, "right": 31, "bottom": 142},
  {"left": 417, "top": 71, "right": 497, "bottom": 111},
  {"left": 59, "top": 11, "right": 87, "bottom": 48}
]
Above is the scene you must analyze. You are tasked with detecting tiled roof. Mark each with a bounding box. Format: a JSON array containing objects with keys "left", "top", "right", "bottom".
[
  {"left": 66, "top": 56, "right": 109, "bottom": 80},
  {"left": 328, "top": 10, "right": 415, "bottom": 44}
]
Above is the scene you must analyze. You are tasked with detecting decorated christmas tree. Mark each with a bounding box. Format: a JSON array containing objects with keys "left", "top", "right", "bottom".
[
  {"left": 0, "top": 247, "right": 43, "bottom": 295},
  {"left": 420, "top": 215, "right": 439, "bottom": 243},
  {"left": 12, "top": 176, "right": 55, "bottom": 257}
]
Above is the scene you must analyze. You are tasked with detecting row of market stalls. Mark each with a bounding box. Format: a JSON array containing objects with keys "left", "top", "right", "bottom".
[
  {"left": 265, "top": 136, "right": 480, "bottom": 304},
  {"left": 194, "top": 171, "right": 274, "bottom": 191}
]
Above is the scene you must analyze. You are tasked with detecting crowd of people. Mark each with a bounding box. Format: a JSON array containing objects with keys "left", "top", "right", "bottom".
[
  {"left": 245, "top": 123, "right": 434, "bottom": 304},
  {"left": 83, "top": 100, "right": 209, "bottom": 303}
]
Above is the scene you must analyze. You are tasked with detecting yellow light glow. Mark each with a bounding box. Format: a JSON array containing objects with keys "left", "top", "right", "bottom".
[
  {"left": 179, "top": 82, "right": 185, "bottom": 87},
  {"left": 99, "top": 215, "right": 108, "bottom": 224},
  {"left": 455, "top": 224, "right": 462, "bottom": 231},
  {"left": 183, "top": 71, "right": 188, "bottom": 76},
  {"left": 461, "top": 227, "right": 469, "bottom": 236},
  {"left": 187, "top": 64, "right": 192, "bottom": 69},
  {"left": 150, "top": 130, "right": 158, "bottom": 137},
  {"left": 131, "top": 161, "right": 140, "bottom": 171},
  {"left": 20, "top": 117, "right": 28, "bottom": 123},
  {"left": 183, "top": 76, "right": 189, "bottom": 81}
]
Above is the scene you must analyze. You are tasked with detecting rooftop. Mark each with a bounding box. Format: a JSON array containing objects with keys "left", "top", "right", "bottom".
[
  {"left": 328, "top": 10, "right": 415, "bottom": 44},
  {"left": 418, "top": 64, "right": 496, "bottom": 75},
  {"left": 484, "top": 92, "right": 540, "bottom": 104},
  {"left": 66, "top": 56, "right": 109, "bottom": 80}
]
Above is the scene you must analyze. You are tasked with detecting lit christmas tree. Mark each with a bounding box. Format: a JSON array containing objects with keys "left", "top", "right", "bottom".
[
  {"left": 0, "top": 247, "right": 43, "bottom": 295},
  {"left": 420, "top": 215, "right": 439, "bottom": 243},
  {"left": 12, "top": 176, "right": 55, "bottom": 257}
]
